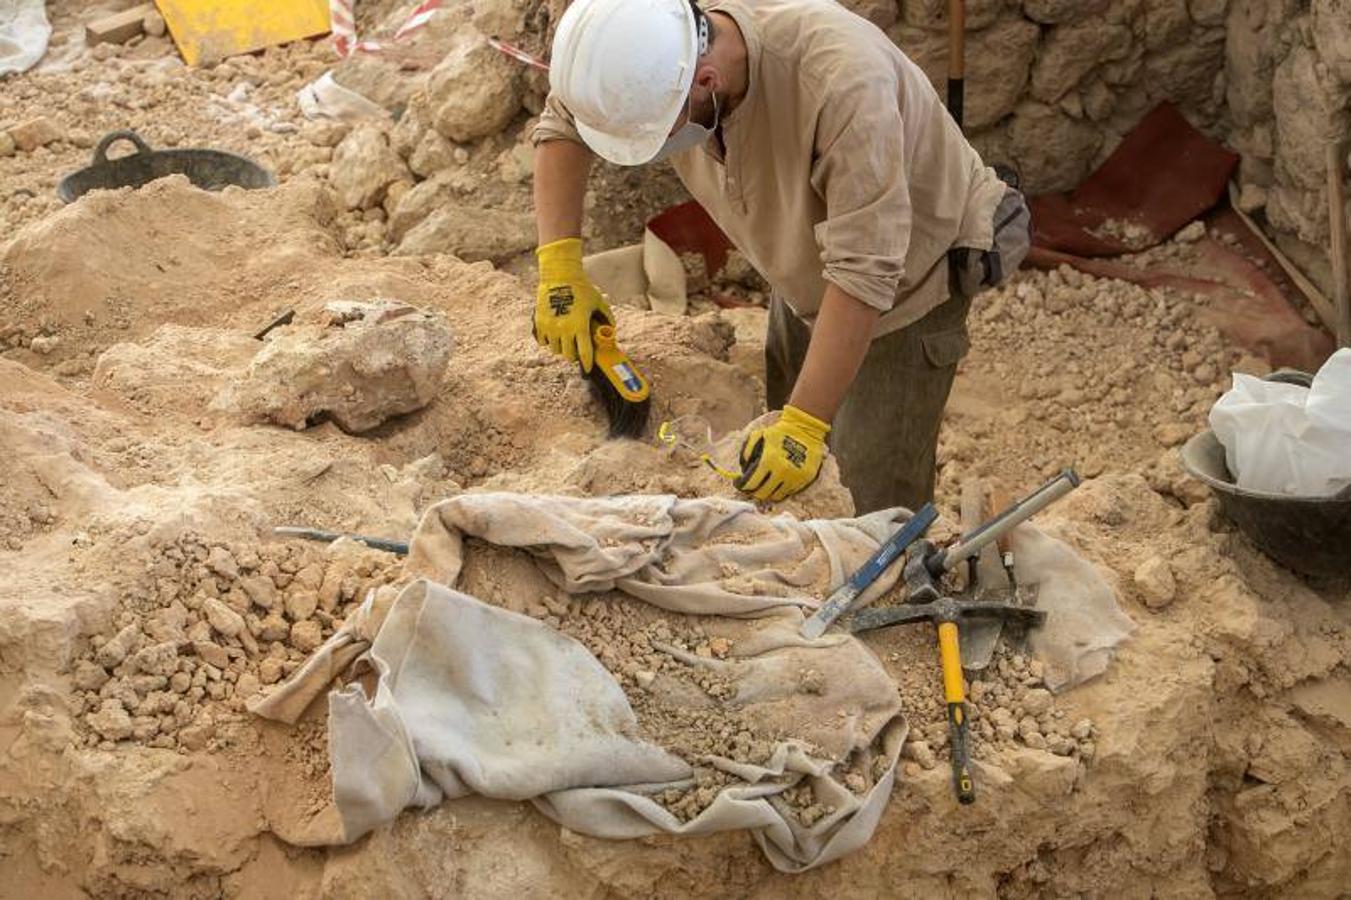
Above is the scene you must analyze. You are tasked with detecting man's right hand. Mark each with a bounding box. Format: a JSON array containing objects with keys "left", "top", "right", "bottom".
[{"left": 534, "top": 237, "right": 615, "bottom": 373}]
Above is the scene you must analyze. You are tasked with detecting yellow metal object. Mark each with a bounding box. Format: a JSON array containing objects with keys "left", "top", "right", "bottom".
[
  {"left": 937, "top": 622, "right": 965, "bottom": 703},
  {"left": 657, "top": 417, "right": 738, "bottom": 481},
  {"left": 155, "top": 0, "right": 332, "bottom": 67}
]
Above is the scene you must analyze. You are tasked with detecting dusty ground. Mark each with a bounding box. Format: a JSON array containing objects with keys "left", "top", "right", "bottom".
[{"left": 2, "top": 4, "right": 1349, "bottom": 900}]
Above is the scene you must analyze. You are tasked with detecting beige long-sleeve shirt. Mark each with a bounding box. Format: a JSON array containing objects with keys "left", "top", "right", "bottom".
[{"left": 533, "top": 0, "right": 1007, "bottom": 338}]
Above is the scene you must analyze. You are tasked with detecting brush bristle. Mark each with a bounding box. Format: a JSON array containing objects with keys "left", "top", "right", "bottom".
[{"left": 585, "top": 367, "right": 651, "bottom": 438}]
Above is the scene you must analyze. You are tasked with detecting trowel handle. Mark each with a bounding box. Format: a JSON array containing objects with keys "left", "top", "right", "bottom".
[{"left": 933, "top": 469, "right": 1080, "bottom": 575}]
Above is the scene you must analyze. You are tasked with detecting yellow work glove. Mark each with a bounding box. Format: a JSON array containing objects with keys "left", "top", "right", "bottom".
[
  {"left": 534, "top": 237, "right": 615, "bottom": 373},
  {"left": 735, "top": 405, "right": 831, "bottom": 502}
]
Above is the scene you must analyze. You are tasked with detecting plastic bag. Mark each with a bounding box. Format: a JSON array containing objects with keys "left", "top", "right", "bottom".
[
  {"left": 1209, "top": 349, "right": 1351, "bottom": 497},
  {"left": 0, "top": 0, "right": 50, "bottom": 76}
]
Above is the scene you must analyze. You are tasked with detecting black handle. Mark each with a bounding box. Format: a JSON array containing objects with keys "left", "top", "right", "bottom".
[
  {"left": 949, "top": 701, "right": 976, "bottom": 804},
  {"left": 92, "top": 130, "right": 154, "bottom": 165}
]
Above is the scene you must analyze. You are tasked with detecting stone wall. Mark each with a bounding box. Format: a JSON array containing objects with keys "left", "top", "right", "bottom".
[{"left": 847, "top": 0, "right": 1351, "bottom": 299}]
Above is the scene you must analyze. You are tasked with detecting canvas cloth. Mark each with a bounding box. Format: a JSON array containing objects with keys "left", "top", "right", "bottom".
[{"left": 252, "top": 493, "right": 1131, "bottom": 870}]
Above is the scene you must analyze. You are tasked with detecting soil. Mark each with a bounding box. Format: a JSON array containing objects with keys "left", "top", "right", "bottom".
[{"left": 1, "top": 5, "right": 1348, "bottom": 900}]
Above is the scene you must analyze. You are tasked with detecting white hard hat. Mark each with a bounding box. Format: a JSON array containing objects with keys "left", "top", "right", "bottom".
[{"left": 550, "top": 0, "right": 703, "bottom": 166}]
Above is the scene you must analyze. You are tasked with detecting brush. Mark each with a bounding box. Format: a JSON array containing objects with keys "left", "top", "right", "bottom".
[{"left": 583, "top": 315, "right": 651, "bottom": 439}]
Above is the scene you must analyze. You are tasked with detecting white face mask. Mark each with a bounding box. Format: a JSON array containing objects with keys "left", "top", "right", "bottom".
[{"left": 653, "top": 90, "right": 720, "bottom": 161}]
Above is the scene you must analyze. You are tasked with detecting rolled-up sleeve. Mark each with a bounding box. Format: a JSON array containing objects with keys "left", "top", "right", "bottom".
[
  {"left": 808, "top": 74, "right": 910, "bottom": 313},
  {"left": 531, "top": 92, "right": 585, "bottom": 147}
]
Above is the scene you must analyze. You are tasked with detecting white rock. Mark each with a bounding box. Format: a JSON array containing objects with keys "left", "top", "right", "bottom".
[
  {"left": 95, "top": 624, "right": 142, "bottom": 669},
  {"left": 88, "top": 699, "right": 133, "bottom": 741},
  {"left": 223, "top": 301, "right": 453, "bottom": 434},
  {"left": 395, "top": 205, "right": 536, "bottom": 263},
  {"left": 330, "top": 126, "right": 412, "bottom": 211},
  {"left": 290, "top": 620, "right": 323, "bottom": 653},
  {"left": 1175, "top": 221, "right": 1206, "bottom": 243},
  {"left": 1022, "top": 688, "right": 1054, "bottom": 716},
  {"left": 1134, "top": 556, "right": 1178, "bottom": 609},
  {"left": 203, "top": 598, "right": 246, "bottom": 637},
  {"left": 427, "top": 32, "right": 522, "bottom": 143}
]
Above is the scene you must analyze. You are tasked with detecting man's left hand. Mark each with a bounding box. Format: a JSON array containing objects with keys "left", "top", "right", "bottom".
[{"left": 735, "top": 405, "right": 831, "bottom": 502}]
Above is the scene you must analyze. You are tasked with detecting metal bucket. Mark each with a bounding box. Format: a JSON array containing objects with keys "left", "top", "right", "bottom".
[
  {"left": 1180, "top": 428, "right": 1351, "bottom": 578},
  {"left": 56, "top": 130, "right": 275, "bottom": 203}
]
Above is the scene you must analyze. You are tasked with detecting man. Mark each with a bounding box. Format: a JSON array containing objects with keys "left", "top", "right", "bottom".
[{"left": 531, "top": 0, "right": 1029, "bottom": 512}]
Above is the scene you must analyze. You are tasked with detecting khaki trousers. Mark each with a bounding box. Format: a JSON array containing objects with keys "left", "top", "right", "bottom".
[{"left": 765, "top": 292, "right": 973, "bottom": 514}]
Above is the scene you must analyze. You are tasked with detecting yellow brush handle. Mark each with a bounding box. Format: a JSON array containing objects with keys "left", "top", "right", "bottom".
[{"left": 937, "top": 621, "right": 976, "bottom": 804}]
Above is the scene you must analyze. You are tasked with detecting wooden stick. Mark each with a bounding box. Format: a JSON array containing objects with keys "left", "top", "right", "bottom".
[
  {"left": 1227, "top": 181, "right": 1339, "bottom": 336},
  {"left": 85, "top": 3, "right": 154, "bottom": 46},
  {"left": 1329, "top": 142, "right": 1350, "bottom": 348},
  {"left": 947, "top": 0, "right": 965, "bottom": 130}
]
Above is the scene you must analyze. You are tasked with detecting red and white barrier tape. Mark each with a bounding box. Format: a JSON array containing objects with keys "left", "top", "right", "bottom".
[
  {"left": 328, "top": 0, "right": 549, "bottom": 70},
  {"left": 329, "top": 0, "right": 442, "bottom": 58},
  {"left": 486, "top": 37, "right": 550, "bottom": 71}
]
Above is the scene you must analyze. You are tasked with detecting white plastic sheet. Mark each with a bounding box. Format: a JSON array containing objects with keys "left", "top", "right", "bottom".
[
  {"left": 0, "top": 0, "right": 49, "bottom": 76},
  {"left": 1209, "top": 349, "right": 1351, "bottom": 497}
]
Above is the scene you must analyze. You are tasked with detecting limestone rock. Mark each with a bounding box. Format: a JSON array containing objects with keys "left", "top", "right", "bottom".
[
  {"left": 259, "top": 658, "right": 285, "bottom": 685},
  {"left": 395, "top": 205, "right": 536, "bottom": 264},
  {"left": 88, "top": 699, "right": 133, "bottom": 741},
  {"left": 331, "top": 126, "right": 412, "bottom": 211},
  {"left": 143, "top": 9, "right": 167, "bottom": 37},
  {"left": 1189, "top": 0, "right": 1229, "bottom": 25},
  {"left": 259, "top": 615, "right": 290, "bottom": 642},
  {"left": 890, "top": 16, "right": 1040, "bottom": 130},
  {"left": 1022, "top": 688, "right": 1054, "bottom": 716},
  {"left": 241, "top": 575, "right": 277, "bottom": 610},
  {"left": 1031, "top": 23, "right": 1133, "bottom": 103},
  {"left": 291, "top": 620, "right": 323, "bottom": 653},
  {"left": 1134, "top": 556, "right": 1177, "bottom": 609},
  {"left": 206, "top": 546, "right": 239, "bottom": 579},
  {"left": 1023, "top": 0, "right": 1111, "bottom": 23},
  {"left": 1273, "top": 45, "right": 1344, "bottom": 194},
  {"left": 224, "top": 300, "right": 452, "bottom": 434},
  {"left": 0, "top": 132, "right": 15, "bottom": 158},
  {"left": 235, "top": 673, "right": 261, "bottom": 699},
  {"left": 1313, "top": 0, "right": 1351, "bottom": 84},
  {"left": 1238, "top": 182, "right": 1268, "bottom": 213},
  {"left": 472, "top": 0, "right": 531, "bottom": 39},
  {"left": 427, "top": 32, "right": 522, "bottom": 143},
  {"left": 1143, "top": 0, "right": 1192, "bottom": 51},
  {"left": 203, "top": 598, "right": 246, "bottom": 638},
  {"left": 7, "top": 116, "right": 63, "bottom": 152},
  {"left": 132, "top": 641, "right": 181, "bottom": 677},
  {"left": 1008, "top": 102, "right": 1104, "bottom": 192},
  {"left": 900, "top": 0, "right": 1005, "bottom": 28},
  {"left": 73, "top": 659, "right": 110, "bottom": 691},
  {"left": 285, "top": 590, "right": 319, "bottom": 623},
  {"left": 387, "top": 170, "right": 474, "bottom": 242},
  {"left": 95, "top": 623, "right": 142, "bottom": 669},
  {"left": 194, "top": 641, "right": 230, "bottom": 669},
  {"left": 1224, "top": 0, "right": 1278, "bottom": 128},
  {"left": 178, "top": 720, "right": 215, "bottom": 750},
  {"left": 1175, "top": 221, "right": 1206, "bottom": 242},
  {"left": 409, "top": 129, "right": 459, "bottom": 178}
]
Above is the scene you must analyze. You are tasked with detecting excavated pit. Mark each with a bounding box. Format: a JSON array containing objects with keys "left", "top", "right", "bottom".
[{"left": 1, "top": 1, "right": 1349, "bottom": 897}]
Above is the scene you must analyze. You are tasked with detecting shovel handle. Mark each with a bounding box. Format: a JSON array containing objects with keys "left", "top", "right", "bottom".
[
  {"left": 947, "top": 0, "right": 965, "bottom": 130},
  {"left": 939, "top": 621, "right": 976, "bottom": 804}
]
